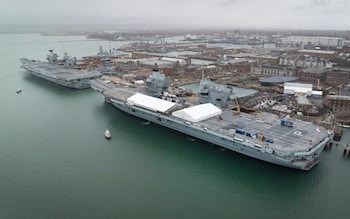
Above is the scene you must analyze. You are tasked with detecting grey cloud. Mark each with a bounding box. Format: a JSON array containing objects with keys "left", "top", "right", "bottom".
[
  {"left": 220, "top": 0, "right": 237, "bottom": 7},
  {"left": 0, "top": 0, "right": 349, "bottom": 29},
  {"left": 312, "top": 0, "right": 330, "bottom": 5},
  {"left": 300, "top": 0, "right": 350, "bottom": 14},
  {"left": 294, "top": 0, "right": 339, "bottom": 12},
  {"left": 294, "top": 5, "right": 311, "bottom": 10}
]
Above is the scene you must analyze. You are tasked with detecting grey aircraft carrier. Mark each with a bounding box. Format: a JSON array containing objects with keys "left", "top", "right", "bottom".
[
  {"left": 20, "top": 50, "right": 101, "bottom": 89},
  {"left": 90, "top": 71, "right": 332, "bottom": 170}
]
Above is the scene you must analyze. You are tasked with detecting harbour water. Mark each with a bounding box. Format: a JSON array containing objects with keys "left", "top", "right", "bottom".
[{"left": 1, "top": 33, "right": 349, "bottom": 218}]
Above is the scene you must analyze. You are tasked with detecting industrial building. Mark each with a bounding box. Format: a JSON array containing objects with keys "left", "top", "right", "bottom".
[
  {"left": 259, "top": 76, "right": 298, "bottom": 86},
  {"left": 281, "top": 36, "right": 344, "bottom": 49},
  {"left": 251, "top": 64, "right": 295, "bottom": 77},
  {"left": 283, "top": 82, "right": 313, "bottom": 96},
  {"left": 279, "top": 55, "right": 333, "bottom": 68}
]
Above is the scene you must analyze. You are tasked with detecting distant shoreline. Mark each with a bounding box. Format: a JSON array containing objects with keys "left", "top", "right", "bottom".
[{"left": 40, "top": 33, "right": 88, "bottom": 36}]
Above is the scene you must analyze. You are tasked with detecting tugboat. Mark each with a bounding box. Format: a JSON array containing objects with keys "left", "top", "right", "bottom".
[{"left": 104, "top": 129, "right": 111, "bottom": 139}]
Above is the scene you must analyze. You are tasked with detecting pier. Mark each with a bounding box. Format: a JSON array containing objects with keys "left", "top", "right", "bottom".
[
  {"left": 324, "top": 140, "right": 342, "bottom": 150},
  {"left": 333, "top": 127, "right": 343, "bottom": 141},
  {"left": 343, "top": 145, "right": 350, "bottom": 156}
]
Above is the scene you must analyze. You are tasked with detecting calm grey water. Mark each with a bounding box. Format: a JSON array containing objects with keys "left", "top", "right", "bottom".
[{"left": 0, "top": 34, "right": 349, "bottom": 219}]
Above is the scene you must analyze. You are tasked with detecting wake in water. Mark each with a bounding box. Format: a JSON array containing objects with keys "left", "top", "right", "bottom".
[{"left": 186, "top": 137, "right": 195, "bottom": 141}]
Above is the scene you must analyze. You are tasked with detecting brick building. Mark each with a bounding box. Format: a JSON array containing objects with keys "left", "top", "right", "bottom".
[
  {"left": 132, "top": 52, "right": 165, "bottom": 59},
  {"left": 297, "top": 49, "right": 337, "bottom": 59},
  {"left": 249, "top": 55, "right": 279, "bottom": 65},
  {"left": 193, "top": 65, "right": 221, "bottom": 77},
  {"left": 324, "top": 70, "right": 349, "bottom": 85},
  {"left": 297, "top": 96, "right": 314, "bottom": 113},
  {"left": 323, "top": 95, "right": 350, "bottom": 111},
  {"left": 251, "top": 64, "right": 295, "bottom": 76},
  {"left": 162, "top": 67, "right": 179, "bottom": 77},
  {"left": 219, "top": 62, "right": 252, "bottom": 74},
  {"left": 295, "top": 68, "right": 328, "bottom": 83}
]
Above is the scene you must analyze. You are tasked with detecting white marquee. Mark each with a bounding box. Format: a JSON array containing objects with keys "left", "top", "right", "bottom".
[
  {"left": 127, "top": 93, "right": 176, "bottom": 113},
  {"left": 172, "top": 103, "right": 222, "bottom": 123}
]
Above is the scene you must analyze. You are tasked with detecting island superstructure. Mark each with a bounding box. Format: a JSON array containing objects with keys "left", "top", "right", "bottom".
[
  {"left": 20, "top": 50, "right": 101, "bottom": 89},
  {"left": 90, "top": 71, "right": 332, "bottom": 170}
]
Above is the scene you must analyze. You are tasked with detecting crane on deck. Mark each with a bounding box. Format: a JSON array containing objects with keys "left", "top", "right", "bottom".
[{"left": 232, "top": 98, "right": 240, "bottom": 115}]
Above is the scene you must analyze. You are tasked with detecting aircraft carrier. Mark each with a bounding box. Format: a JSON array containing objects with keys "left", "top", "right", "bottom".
[
  {"left": 90, "top": 71, "right": 332, "bottom": 170},
  {"left": 20, "top": 50, "right": 101, "bottom": 89}
]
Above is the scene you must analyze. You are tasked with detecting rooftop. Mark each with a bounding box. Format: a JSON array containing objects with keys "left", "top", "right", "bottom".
[{"left": 259, "top": 76, "right": 298, "bottom": 84}]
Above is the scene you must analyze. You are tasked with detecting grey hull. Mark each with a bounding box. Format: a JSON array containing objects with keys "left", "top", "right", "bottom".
[
  {"left": 90, "top": 78, "right": 331, "bottom": 171},
  {"left": 110, "top": 98, "right": 329, "bottom": 170},
  {"left": 20, "top": 57, "right": 101, "bottom": 89}
]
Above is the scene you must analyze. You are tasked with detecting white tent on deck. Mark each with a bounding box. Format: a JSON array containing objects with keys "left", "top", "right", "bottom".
[
  {"left": 172, "top": 103, "right": 222, "bottom": 123},
  {"left": 127, "top": 93, "right": 177, "bottom": 113}
]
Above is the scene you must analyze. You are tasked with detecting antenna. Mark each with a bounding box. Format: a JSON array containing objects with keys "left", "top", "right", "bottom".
[{"left": 62, "top": 44, "right": 65, "bottom": 53}]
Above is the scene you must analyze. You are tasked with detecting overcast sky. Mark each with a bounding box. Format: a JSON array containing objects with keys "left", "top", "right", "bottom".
[{"left": 1, "top": 0, "right": 349, "bottom": 29}]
